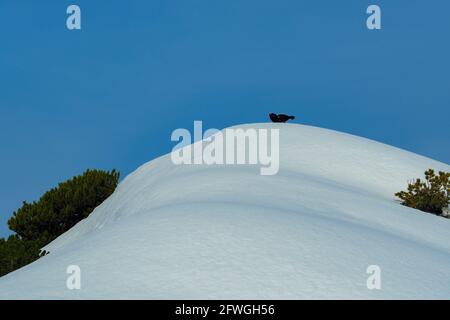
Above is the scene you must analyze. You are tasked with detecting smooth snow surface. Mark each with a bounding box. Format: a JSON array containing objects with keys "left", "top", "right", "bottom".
[{"left": 1, "top": 123, "right": 449, "bottom": 299}]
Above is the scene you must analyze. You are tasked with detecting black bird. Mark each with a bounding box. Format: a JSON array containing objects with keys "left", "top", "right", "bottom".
[{"left": 269, "top": 113, "right": 295, "bottom": 123}]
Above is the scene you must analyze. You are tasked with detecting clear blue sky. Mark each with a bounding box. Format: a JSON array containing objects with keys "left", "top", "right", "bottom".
[{"left": 1, "top": 0, "right": 449, "bottom": 237}]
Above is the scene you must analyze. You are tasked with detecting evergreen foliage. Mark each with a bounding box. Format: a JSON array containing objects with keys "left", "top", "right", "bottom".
[
  {"left": 0, "top": 169, "right": 119, "bottom": 277},
  {"left": 395, "top": 169, "right": 450, "bottom": 217}
]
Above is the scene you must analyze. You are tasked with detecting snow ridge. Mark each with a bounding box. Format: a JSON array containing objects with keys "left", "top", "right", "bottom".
[{"left": 0, "top": 123, "right": 449, "bottom": 299}]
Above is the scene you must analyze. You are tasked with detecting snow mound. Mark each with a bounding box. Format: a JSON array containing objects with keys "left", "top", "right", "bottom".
[{"left": 1, "top": 123, "right": 449, "bottom": 299}]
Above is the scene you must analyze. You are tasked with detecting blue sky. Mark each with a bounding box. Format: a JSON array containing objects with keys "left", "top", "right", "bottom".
[{"left": 1, "top": 0, "right": 449, "bottom": 236}]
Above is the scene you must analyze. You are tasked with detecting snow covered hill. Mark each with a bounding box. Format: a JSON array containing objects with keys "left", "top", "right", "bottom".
[{"left": 1, "top": 123, "right": 449, "bottom": 299}]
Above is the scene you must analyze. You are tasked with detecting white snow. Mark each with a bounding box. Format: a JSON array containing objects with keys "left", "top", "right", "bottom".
[{"left": 0, "top": 123, "right": 449, "bottom": 299}]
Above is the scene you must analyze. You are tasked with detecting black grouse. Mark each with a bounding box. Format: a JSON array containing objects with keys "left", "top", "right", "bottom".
[{"left": 269, "top": 113, "right": 295, "bottom": 123}]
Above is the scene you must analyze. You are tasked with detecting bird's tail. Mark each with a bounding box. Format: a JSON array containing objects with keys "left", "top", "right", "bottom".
[{"left": 289, "top": 116, "right": 295, "bottom": 120}]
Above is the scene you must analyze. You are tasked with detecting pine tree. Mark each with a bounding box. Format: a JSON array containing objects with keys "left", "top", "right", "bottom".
[
  {"left": 0, "top": 169, "right": 119, "bottom": 277},
  {"left": 395, "top": 169, "right": 450, "bottom": 216}
]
